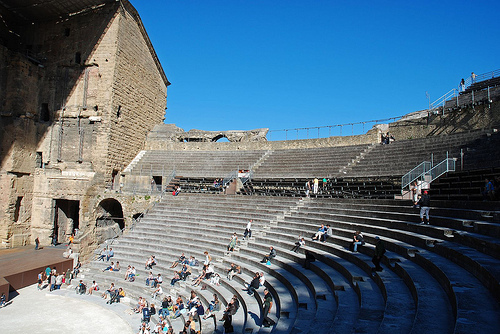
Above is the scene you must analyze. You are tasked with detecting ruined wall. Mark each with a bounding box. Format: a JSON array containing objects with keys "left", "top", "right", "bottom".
[{"left": 145, "top": 132, "right": 379, "bottom": 151}]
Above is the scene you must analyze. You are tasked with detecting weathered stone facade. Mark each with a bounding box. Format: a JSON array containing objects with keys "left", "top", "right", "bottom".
[{"left": 0, "top": 1, "right": 169, "bottom": 253}]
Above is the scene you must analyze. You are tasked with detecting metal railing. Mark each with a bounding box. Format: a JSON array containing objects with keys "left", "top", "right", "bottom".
[
  {"left": 401, "top": 161, "right": 432, "bottom": 189},
  {"left": 426, "top": 68, "right": 500, "bottom": 117},
  {"left": 267, "top": 116, "right": 403, "bottom": 141},
  {"left": 429, "top": 158, "right": 455, "bottom": 181},
  {"left": 222, "top": 170, "right": 238, "bottom": 188},
  {"left": 401, "top": 156, "right": 456, "bottom": 192},
  {"left": 429, "top": 89, "right": 459, "bottom": 115},
  {"left": 462, "top": 69, "right": 500, "bottom": 90}
]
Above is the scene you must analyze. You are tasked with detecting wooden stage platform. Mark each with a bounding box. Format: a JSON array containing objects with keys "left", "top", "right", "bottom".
[{"left": 0, "top": 246, "right": 74, "bottom": 301}]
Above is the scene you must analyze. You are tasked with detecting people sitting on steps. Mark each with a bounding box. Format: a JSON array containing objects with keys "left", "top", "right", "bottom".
[
  {"left": 352, "top": 230, "right": 365, "bottom": 252},
  {"left": 145, "top": 255, "right": 157, "bottom": 270},
  {"left": 312, "top": 224, "right": 326, "bottom": 241},
  {"left": 291, "top": 236, "right": 305, "bottom": 253},
  {"left": 260, "top": 246, "right": 277, "bottom": 265},
  {"left": 245, "top": 272, "right": 261, "bottom": 296},
  {"left": 226, "top": 263, "right": 241, "bottom": 280}
]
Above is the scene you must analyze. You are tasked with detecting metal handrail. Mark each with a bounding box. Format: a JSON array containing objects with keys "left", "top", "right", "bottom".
[
  {"left": 401, "top": 161, "right": 432, "bottom": 189},
  {"left": 401, "top": 157, "right": 455, "bottom": 192},
  {"left": 163, "top": 169, "right": 176, "bottom": 192},
  {"left": 222, "top": 170, "right": 238, "bottom": 188},
  {"left": 429, "top": 89, "right": 459, "bottom": 114},
  {"left": 267, "top": 115, "right": 403, "bottom": 140},
  {"left": 429, "top": 158, "right": 455, "bottom": 180},
  {"left": 463, "top": 69, "right": 500, "bottom": 89}
]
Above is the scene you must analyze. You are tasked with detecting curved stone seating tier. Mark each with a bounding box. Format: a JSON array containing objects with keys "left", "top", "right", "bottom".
[
  {"left": 299, "top": 203, "right": 500, "bottom": 260},
  {"left": 263, "top": 219, "right": 496, "bottom": 333},
  {"left": 245, "top": 177, "right": 400, "bottom": 199},
  {"left": 88, "top": 196, "right": 355, "bottom": 332},
  {"left": 272, "top": 213, "right": 500, "bottom": 333},
  {"left": 88, "top": 230, "right": 301, "bottom": 333},
  {"left": 124, "top": 129, "right": 499, "bottom": 186},
  {"left": 121, "top": 211, "right": 386, "bottom": 332},
  {"left": 82, "top": 193, "right": 500, "bottom": 333},
  {"left": 248, "top": 230, "right": 417, "bottom": 333},
  {"left": 283, "top": 201, "right": 500, "bottom": 298},
  {"left": 251, "top": 144, "right": 372, "bottom": 179},
  {"left": 113, "top": 226, "right": 312, "bottom": 333},
  {"left": 86, "top": 250, "right": 246, "bottom": 333}
]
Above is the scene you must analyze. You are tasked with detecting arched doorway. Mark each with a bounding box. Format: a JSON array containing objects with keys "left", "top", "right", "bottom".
[{"left": 95, "top": 199, "right": 124, "bottom": 241}]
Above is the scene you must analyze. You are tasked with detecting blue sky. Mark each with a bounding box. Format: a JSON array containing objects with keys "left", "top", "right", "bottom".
[{"left": 131, "top": 0, "right": 499, "bottom": 140}]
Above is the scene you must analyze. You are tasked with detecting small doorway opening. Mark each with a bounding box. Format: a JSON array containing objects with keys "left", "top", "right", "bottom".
[
  {"left": 53, "top": 199, "right": 79, "bottom": 245},
  {"left": 152, "top": 176, "right": 162, "bottom": 192},
  {"left": 96, "top": 198, "right": 124, "bottom": 230}
]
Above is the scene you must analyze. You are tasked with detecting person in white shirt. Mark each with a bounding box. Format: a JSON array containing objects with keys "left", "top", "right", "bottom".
[
  {"left": 243, "top": 219, "right": 252, "bottom": 240},
  {"left": 259, "top": 272, "right": 266, "bottom": 287},
  {"left": 203, "top": 251, "right": 211, "bottom": 266}
]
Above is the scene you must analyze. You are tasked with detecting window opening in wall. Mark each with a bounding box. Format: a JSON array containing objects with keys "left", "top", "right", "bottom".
[
  {"left": 75, "top": 52, "right": 81, "bottom": 64},
  {"left": 14, "top": 197, "right": 23, "bottom": 222},
  {"left": 36, "top": 152, "right": 43, "bottom": 168},
  {"left": 111, "top": 169, "right": 119, "bottom": 190},
  {"left": 152, "top": 176, "right": 162, "bottom": 192},
  {"left": 40, "top": 103, "right": 49, "bottom": 122},
  {"left": 64, "top": 28, "right": 70, "bottom": 37},
  {"left": 94, "top": 105, "right": 99, "bottom": 111},
  {"left": 116, "top": 105, "right": 121, "bottom": 118}
]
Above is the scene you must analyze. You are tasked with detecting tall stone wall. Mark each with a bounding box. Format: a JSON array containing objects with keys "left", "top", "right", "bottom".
[
  {"left": 106, "top": 5, "right": 168, "bottom": 181},
  {"left": 0, "top": 1, "right": 168, "bottom": 252}
]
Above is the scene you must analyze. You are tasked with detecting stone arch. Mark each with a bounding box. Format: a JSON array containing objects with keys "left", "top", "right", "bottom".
[
  {"left": 212, "top": 134, "right": 230, "bottom": 142},
  {"left": 96, "top": 198, "right": 124, "bottom": 230}
]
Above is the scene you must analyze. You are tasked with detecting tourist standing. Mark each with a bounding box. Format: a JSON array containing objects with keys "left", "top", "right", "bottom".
[
  {"left": 262, "top": 289, "right": 275, "bottom": 327},
  {"left": 243, "top": 219, "right": 252, "bottom": 240},
  {"left": 372, "top": 237, "right": 386, "bottom": 272},
  {"left": 418, "top": 190, "right": 431, "bottom": 224}
]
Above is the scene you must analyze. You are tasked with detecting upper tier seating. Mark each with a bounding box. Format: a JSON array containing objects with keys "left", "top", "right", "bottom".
[
  {"left": 344, "top": 129, "right": 494, "bottom": 177},
  {"left": 251, "top": 144, "right": 372, "bottom": 179},
  {"left": 124, "top": 130, "right": 499, "bottom": 188},
  {"left": 128, "top": 150, "right": 265, "bottom": 178}
]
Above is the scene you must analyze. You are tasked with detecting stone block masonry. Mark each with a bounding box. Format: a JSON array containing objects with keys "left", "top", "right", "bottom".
[{"left": 0, "top": 1, "right": 169, "bottom": 257}]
